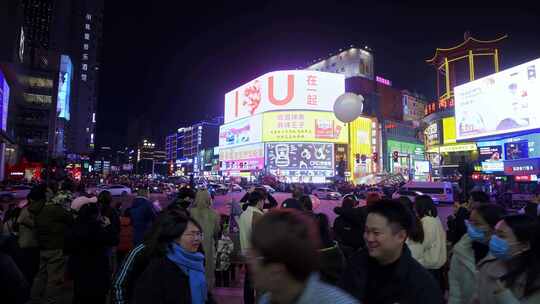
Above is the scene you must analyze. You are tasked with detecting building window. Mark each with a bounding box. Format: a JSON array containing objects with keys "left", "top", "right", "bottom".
[
  {"left": 86, "top": 14, "right": 92, "bottom": 20},
  {"left": 82, "top": 53, "right": 88, "bottom": 60},
  {"left": 85, "top": 23, "right": 91, "bottom": 30},
  {"left": 84, "top": 33, "right": 90, "bottom": 40},
  {"left": 83, "top": 43, "right": 89, "bottom": 50},
  {"left": 82, "top": 64, "right": 88, "bottom": 71},
  {"left": 81, "top": 74, "right": 87, "bottom": 81}
]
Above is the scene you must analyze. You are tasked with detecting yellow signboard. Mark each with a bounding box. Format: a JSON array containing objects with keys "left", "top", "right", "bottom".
[
  {"left": 262, "top": 111, "right": 348, "bottom": 143},
  {"left": 443, "top": 117, "right": 456, "bottom": 144},
  {"left": 428, "top": 143, "right": 477, "bottom": 153}
]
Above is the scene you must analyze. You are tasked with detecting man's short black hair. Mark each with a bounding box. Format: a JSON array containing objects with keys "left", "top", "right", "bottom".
[
  {"left": 248, "top": 191, "right": 265, "bottom": 206},
  {"left": 366, "top": 199, "right": 413, "bottom": 235},
  {"left": 27, "top": 184, "right": 47, "bottom": 202},
  {"left": 470, "top": 191, "right": 490, "bottom": 204}
]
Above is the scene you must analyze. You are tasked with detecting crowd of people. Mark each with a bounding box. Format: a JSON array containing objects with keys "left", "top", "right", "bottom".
[{"left": 1, "top": 180, "right": 540, "bottom": 304}]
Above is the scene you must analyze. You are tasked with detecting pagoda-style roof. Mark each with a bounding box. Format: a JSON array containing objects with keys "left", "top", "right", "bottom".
[{"left": 426, "top": 34, "right": 508, "bottom": 65}]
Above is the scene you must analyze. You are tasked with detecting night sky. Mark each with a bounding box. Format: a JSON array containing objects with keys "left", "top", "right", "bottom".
[{"left": 99, "top": 1, "right": 540, "bottom": 150}]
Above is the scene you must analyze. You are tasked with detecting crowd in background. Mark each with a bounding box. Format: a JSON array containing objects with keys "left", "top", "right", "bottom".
[{"left": 0, "top": 179, "right": 539, "bottom": 304}]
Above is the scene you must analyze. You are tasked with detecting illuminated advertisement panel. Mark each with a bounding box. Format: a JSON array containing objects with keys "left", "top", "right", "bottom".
[
  {"left": 224, "top": 70, "right": 345, "bottom": 123},
  {"left": 219, "top": 143, "right": 264, "bottom": 171},
  {"left": 218, "top": 115, "right": 262, "bottom": 147},
  {"left": 0, "top": 69, "right": 10, "bottom": 131},
  {"left": 424, "top": 121, "right": 440, "bottom": 147},
  {"left": 262, "top": 111, "right": 348, "bottom": 143},
  {"left": 455, "top": 57, "right": 540, "bottom": 140},
  {"left": 265, "top": 142, "right": 334, "bottom": 183},
  {"left": 57, "top": 55, "right": 72, "bottom": 120},
  {"left": 443, "top": 117, "right": 456, "bottom": 144}
]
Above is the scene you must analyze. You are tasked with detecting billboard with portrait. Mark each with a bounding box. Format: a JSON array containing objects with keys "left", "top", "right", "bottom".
[
  {"left": 262, "top": 111, "right": 348, "bottom": 143},
  {"left": 0, "top": 68, "right": 10, "bottom": 131},
  {"left": 57, "top": 55, "right": 72, "bottom": 120},
  {"left": 478, "top": 146, "right": 503, "bottom": 162},
  {"left": 219, "top": 115, "right": 262, "bottom": 147},
  {"left": 224, "top": 70, "right": 345, "bottom": 123},
  {"left": 454, "top": 57, "right": 540, "bottom": 140}
]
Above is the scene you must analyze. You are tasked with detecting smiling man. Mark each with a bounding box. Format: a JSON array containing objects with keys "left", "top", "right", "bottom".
[{"left": 339, "top": 199, "right": 444, "bottom": 304}]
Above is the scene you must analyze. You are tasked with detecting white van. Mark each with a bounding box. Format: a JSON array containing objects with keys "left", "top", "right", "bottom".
[{"left": 400, "top": 181, "right": 454, "bottom": 204}]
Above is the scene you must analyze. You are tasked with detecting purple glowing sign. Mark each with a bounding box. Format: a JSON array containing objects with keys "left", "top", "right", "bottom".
[{"left": 376, "top": 76, "right": 392, "bottom": 86}]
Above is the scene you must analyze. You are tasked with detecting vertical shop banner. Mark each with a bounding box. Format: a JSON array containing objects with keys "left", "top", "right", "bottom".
[
  {"left": 424, "top": 121, "right": 440, "bottom": 147},
  {"left": 224, "top": 71, "right": 345, "bottom": 123},
  {"left": 262, "top": 111, "right": 348, "bottom": 143},
  {"left": 219, "top": 115, "right": 262, "bottom": 147},
  {"left": 0, "top": 69, "right": 10, "bottom": 131}
]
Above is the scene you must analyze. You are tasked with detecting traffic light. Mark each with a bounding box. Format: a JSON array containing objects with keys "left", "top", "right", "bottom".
[
  {"left": 372, "top": 152, "right": 378, "bottom": 163},
  {"left": 392, "top": 151, "right": 399, "bottom": 162},
  {"left": 355, "top": 153, "right": 360, "bottom": 164}
]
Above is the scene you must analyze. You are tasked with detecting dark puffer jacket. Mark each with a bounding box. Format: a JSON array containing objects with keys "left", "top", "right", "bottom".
[{"left": 29, "top": 200, "right": 73, "bottom": 250}]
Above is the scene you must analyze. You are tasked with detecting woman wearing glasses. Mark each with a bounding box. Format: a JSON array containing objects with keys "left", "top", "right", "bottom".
[{"left": 134, "top": 213, "right": 216, "bottom": 304}]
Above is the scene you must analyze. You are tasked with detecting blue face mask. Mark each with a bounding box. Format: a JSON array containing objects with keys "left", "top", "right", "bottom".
[
  {"left": 489, "top": 235, "right": 512, "bottom": 261},
  {"left": 466, "top": 220, "right": 487, "bottom": 243}
]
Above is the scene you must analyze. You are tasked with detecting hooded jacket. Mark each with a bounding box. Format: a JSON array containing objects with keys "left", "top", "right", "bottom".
[
  {"left": 189, "top": 190, "right": 220, "bottom": 287},
  {"left": 127, "top": 197, "right": 156, "bottom": 246},
  {"left": 332, "top": 206, "right": 366, "bottom": 251}
]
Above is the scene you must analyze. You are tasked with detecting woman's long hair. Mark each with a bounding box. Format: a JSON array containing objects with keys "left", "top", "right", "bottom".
[
  {"left": 500, "top": 215, "right": 540, "bottom": 298},
  {"left": 400, "top": 197, "right": 424, "bottom": 243}
]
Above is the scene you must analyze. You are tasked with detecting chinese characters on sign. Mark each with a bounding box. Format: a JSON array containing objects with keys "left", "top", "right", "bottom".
[{"left": 307, "top": 74, "right": 318, "bottom": 106}]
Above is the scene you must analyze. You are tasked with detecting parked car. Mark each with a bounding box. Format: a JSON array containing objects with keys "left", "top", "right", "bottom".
[
  {"left": 0, "top": 185, "right": 33, "bottom": 202},
  {"left": 228, "top": 184, "right": 243, "bottom": 192},
  {"left": 97, "top": 184, "right": 132, "bottom": 197},
  {"left": 209, "top": 183, "right": 229, "bottom": 195},
  {"left": 262, "top": 185, "right": 276, "bottom": 194},
  {"left": 399, "top": 181, "right": 454, "bottom": 204},
  {"left": 312, "top": 187, "right": 341, "bottom": 200},
  {"left": 392, "top": 190, "right": 424, "bottom": 202}
]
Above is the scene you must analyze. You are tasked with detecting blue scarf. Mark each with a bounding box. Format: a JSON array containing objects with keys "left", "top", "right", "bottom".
[{"left": 167, "top": 242, "right": 207, "bottom": 304}]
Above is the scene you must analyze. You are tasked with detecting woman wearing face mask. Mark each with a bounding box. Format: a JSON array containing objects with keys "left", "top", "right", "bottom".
[
  {"left": 448, "top": 204, "right": 506, "bottom": 304},
  {"left": 134, "top": 213, "right": 215, "bottom": 304},
  {"left": 473, "top": 215, "right": 540, "bottom": 304}
]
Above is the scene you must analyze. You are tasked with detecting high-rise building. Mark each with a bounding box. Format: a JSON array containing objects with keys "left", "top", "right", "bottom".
[
  {"left": 68, "top": 0, "right": 104, "bottom": 155},
  {"left": 15, "top": 0, "right": 73, "bottom": 162},
  {"left": 165, "top": 118, "right": 221, "bottom": 176}
]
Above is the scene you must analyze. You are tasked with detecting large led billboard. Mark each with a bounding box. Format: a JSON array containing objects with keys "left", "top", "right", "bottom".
[
  {"left": 262, "top": 111, "right": 348, "bottom": 143},
  {"left": 218, "top": 115, "right": 262, "bottom": 147},
  {"left": 266, "top": 142, "right": 334, "bottom": 171},
  {"left": 0, "top": 69, "right": 10, "bottom": 132},
  {"left": 224, "top": 70, "right": 345, "bottom": 123},
  {"left": 57, "top": 55, "right": 72, "bottom": 120},
  {"left": 455, "top": 57, "right": 540, "bottom": 140}
]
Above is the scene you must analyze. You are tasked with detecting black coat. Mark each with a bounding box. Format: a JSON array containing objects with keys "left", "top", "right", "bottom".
[
  {"left": 65, "top": 219, "right": 117, "bottom": 297},
  {"left": 0, "top": 236, "right": 29, "bottom": 304},
  {"left": 333, "top": 206, "right": 366, "bottom": 251},
  {"left": 134, "top": 257, "right": 216, "bottom": 304},
  {"left": 447, "top": 207, "right": 470, "bottom": 245},
  {"left": 339, "top": 246, "right": 444, "bottom": 304}
]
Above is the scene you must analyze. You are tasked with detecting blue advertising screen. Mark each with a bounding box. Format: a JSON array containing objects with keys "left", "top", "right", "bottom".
[
  {"left": 57, "top": 55, "right": 72, "bottom": 120},
  {"left": 504, "top": 141, "right": 529, "bottom": 160},
  {"left": 0, "top": 69, "right": 10, "bottom": 131}
]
